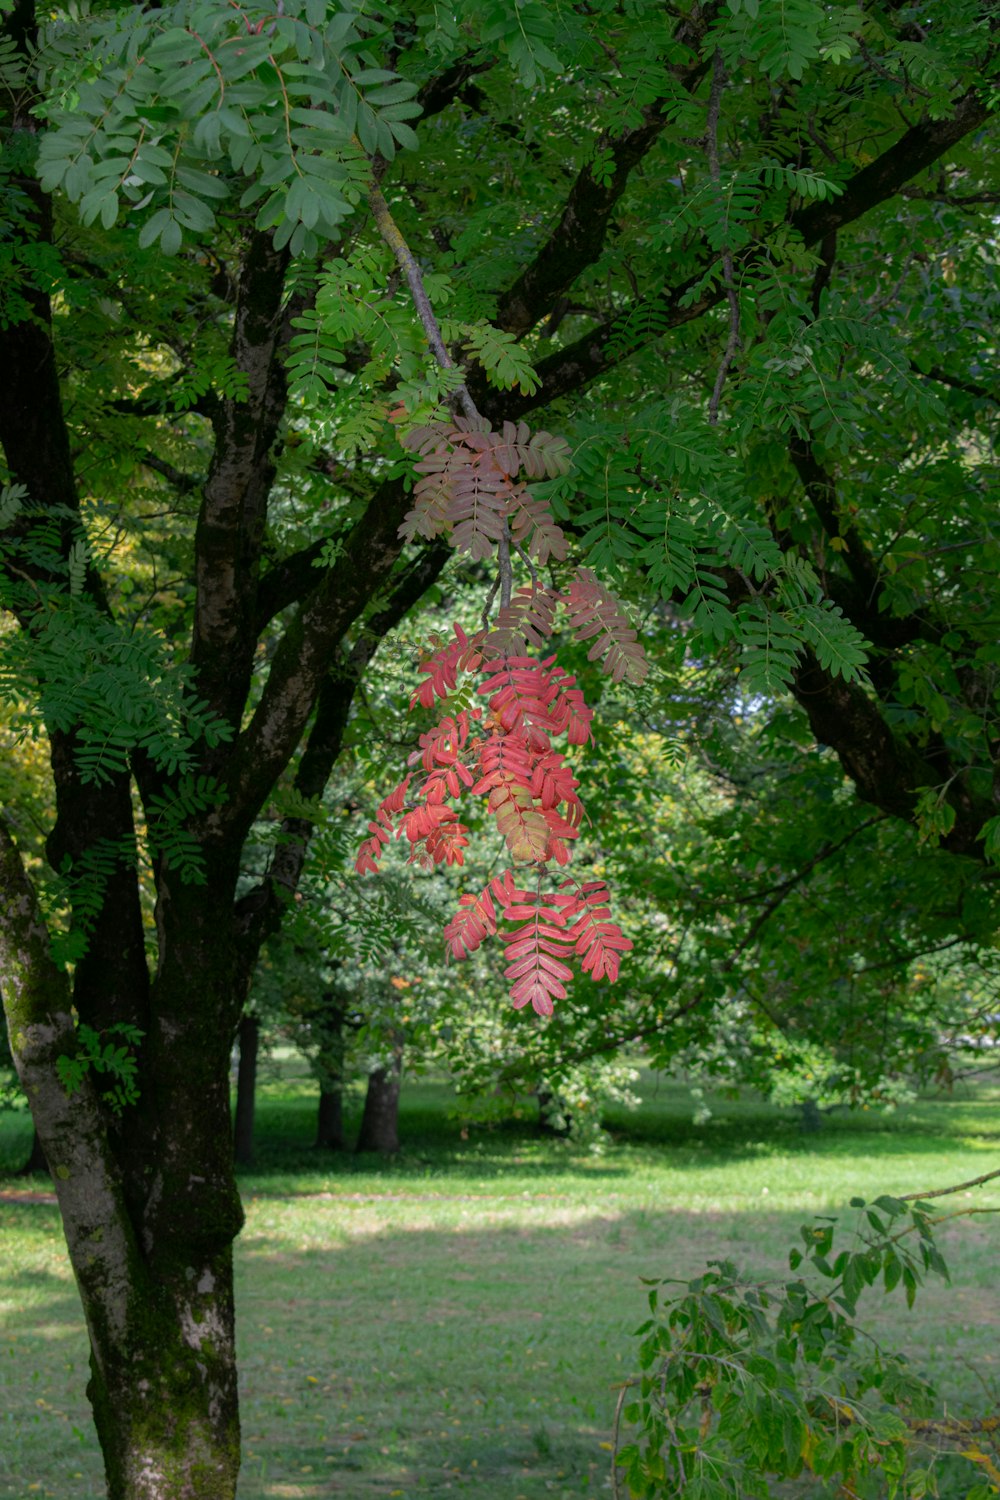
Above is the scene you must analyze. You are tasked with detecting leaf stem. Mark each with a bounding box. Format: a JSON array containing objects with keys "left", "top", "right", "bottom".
[{"left": 367, "top": 180, "right": 478, "bottom": 422}]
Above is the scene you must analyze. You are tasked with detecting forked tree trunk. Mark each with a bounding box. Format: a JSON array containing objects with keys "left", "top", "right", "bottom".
[
  {"left": 355, "top": 1036, "right": 403, "bottom": 1154},
  {"left": 233, "top": 1013, "right": 259, "bottom": 1165}
]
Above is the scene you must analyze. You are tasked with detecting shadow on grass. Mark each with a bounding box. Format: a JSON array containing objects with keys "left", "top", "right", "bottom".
[
  {"left": 160, "top": 1202, "right": 1000, "bottom": 1496},
  {"left": 5, "top": 1190, "right": 995, "bottom": 1500}
]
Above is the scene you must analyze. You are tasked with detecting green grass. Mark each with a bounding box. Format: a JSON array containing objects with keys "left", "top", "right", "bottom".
[{"left": 1, "top": 1066, "right": 999, "bottom": 1499}]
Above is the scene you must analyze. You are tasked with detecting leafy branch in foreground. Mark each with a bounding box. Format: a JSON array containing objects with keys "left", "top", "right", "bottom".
[
  {"left": 56, "top": 1022, "right": 144, "bottom": 1117},
  {"left": 614, "top": 1180, "right": 1000, "bottom": 1500}
]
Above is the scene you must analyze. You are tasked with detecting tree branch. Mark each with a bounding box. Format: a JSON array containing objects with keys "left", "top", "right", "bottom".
[
  {"left": 501, "top": 80, "right": 996, "bottom": 416},
  {"left": 920, "top": 364, "right": 1000, "bottom": 406},
  {"left": 141, "top": 452, "right": 201, "bottom": 494},
  {"left": 789, "top": 652, "right": 991, "bottom": 859},
  {"left": 254, "top": 538, "right": 330, "bottom": 632},
  {"left": 415, "top": 52, "right": 497, "bottom": 119},
  {"left": 791, "top": 85, "right": 995, "bottom": 245},
  {"left": 223, "top": 477, "right": 417, "bottom": 832},
  {"left": 705, "top": 50, "right": 741, "bottom": 424},
  {"left": 492, "top": 9, "right": 714, "bottom": 338},
  {"left": 368, "top": 181, "right": 478, "bottom": 420},
  {"left": 233, "top": 541, "right": 450, "bottom": 974},
  {"left": 190, "top": 229, "right": 291, "bottom": 729}
]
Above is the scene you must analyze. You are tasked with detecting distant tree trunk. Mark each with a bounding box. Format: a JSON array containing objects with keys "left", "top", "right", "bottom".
[
  {"left": 314, "top": 992, "right": 347, "bottom": 1149},
  {"left": 800, "top": 1097, "right": 823, "bottom": 1132},
  {"left": 355, "top": 1036, "right": 403, "bottom": 1153},
  {"left": 233, "top": 1014, "right": 259, "bottom": 1166},
  {"left": 315, "top": 1087, "right": 344, "bottom": 1149},
  {"left": 17, "top": 1125, "right": 50, "bottom": 1177},
  {"left": 537, "top": 1088, "right": 570, "bottom": 1137}
]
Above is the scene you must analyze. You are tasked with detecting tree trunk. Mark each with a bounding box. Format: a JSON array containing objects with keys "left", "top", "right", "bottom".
[
  {"left": 313, "top": 991, "right": 348, "bottom": 1149},
  {"left": 1, "top": 825, "right": 245, "bottom": 1499},
  {"left": 355, "top": 1037, "right": 403, "bottom": 1154},
  {"left": 233, "top": 1013, "right": 259, "bottom": 1165},
  {"left": 537, "top": 1088, "right": 570, "bottom": 1137},
  {"left": 16, "top": 1125, "right": 50, "bottom": 1177},
  {"left": 315, "top": 1086, "right": 344, "bottom": 1149},
  {"left": 85, "top": 1244, "right": 241, "bottom": 1500}
]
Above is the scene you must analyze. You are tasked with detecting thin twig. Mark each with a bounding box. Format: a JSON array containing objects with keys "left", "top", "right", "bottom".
[
  {"left": 610, "top": 1379, "right": 633, "bottom": 1500},
  {"left": 367, "top": 173, "right": 525, "bottom": 630},
  {"left": 857, "top": 39, "right": 930, "bottom": 98},
  {"left": 498, "top": 520, "right": 513, "bottom": 611},
  {"left": 866, "top": 249, "right": 918, "bottom": 314},
  {"left": 479, "top": 571, "right": 501, "bottom": 632},
  {"left": 367, "top": 179, "right": 479, "bottom": 423},
  {"left": 901, "top": 1166, "right": 1000, "bottom": 1202},
  {"left": 510, "top": 532, "right": 538, "bottom": 588}
]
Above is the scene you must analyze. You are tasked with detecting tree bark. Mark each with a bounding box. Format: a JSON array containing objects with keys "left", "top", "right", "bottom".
[
  {"left": 355, "top": 1038, "right": 403, "bottom": 1154},
  {"left": 233, "top": 1014, "right": 259, "bottom": 1166},
  {"left": 0, "top": 820, "right": 244, "bottom": 1499},
  {"left": 316, "top": 1087, "right": 344, "bottom": 1150}
]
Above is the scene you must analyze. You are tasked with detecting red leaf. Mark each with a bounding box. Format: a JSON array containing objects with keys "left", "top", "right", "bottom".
[
  {"left": 563, "top": 567, "right": 648, "bottom": 685},
  {"left": 411, "top": 626, "right": 483, "bottom": 709},
  {"left": 444, "top": 886, "right": 498, "bottom": 960}
]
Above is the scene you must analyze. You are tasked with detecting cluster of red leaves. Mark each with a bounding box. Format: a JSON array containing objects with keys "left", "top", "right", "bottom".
[
  {"left": 444, "top": 873, "right": 631, "bottom": 1014},
  {"left": 356, "top": 622, "right": 634, "bottom": 1015},
  {"left": 399, "top": 418, "right": 572, "bottom": 566}
]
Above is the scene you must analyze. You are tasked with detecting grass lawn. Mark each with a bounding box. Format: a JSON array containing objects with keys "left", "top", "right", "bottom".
[{"left": 1, "top": 1063, "right": 998, "bottom": 1499}]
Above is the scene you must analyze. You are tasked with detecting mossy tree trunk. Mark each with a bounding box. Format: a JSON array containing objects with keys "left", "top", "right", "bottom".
[
  {"left": 0, "top": 55, "right": 431, "bottom": 1485},
  {"left": 0, "top": 828, "right": 246, "bottom": 1498}
]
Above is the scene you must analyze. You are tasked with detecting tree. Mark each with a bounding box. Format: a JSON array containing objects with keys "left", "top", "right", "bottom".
[
  {"left": 526, "top": 688, "right": 1000, "bottom": 1115},
  {"left": 1, "top": 2, "right": 997, "bottom": 1496}
]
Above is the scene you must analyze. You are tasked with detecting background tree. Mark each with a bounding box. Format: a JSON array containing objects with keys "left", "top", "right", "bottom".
[{"left": 0, "top": 2, "right": 997, "bottom": 1498}]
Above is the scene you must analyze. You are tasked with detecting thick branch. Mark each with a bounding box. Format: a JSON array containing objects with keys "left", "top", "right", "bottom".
[
  {"left": 416, "top": 52, "right": 497, "bottom": 119},
  {"left": 788, "top": 441, "right": 888, "bottom": 626},
  {"left": 486, "top": 273, "right": 717, "bottom": 419},
  {"left": 791, "top": 86, "right": 995, "bottom": 245},
  {"left": 255, "top": 538, "right": 330, "bottom": 631},
  {"left": 790, "top": 654, "right": 990, "bottom": 858},
  {"left": 233, "top": 542, "right": 450, "bottom": 975},
  {"left": 506, "top": 81, "right": 996, "bottom": 415},
  {"left": 493, "top": 10, "right": 714, "bottom": 338},
  {"left": 223, "top": 478, "right": 416, "bottom": 831},
  {"left": 190, "top": 229, "right": 291, "bottom": 728},
  {"left": 921, "top": 364, "right": 1000, "bottom": 407},
  {"left": 494, "top": 108, "right": 672, "bottom": 339},
  {"left": 140, "top": 452, "right": 201, "bottom": 494}
]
